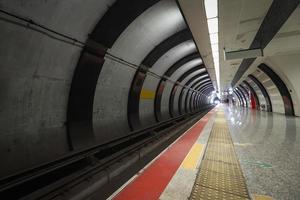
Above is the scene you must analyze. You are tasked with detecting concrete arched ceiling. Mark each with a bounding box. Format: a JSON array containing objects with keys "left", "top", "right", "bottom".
[
  {"left": 93, "top": 0, "right": 186, "bottom": 138},
  {"left": 224, "top": 1, "right": 300, "bottom": 116}
]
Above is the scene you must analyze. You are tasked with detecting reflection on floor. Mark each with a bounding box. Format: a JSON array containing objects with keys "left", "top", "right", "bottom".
[
  {"left": 190, "top": 109, "right": 250, "bottom": 199},
  {"left": 226, "top": 105, "right": 300, "bottom": 200},
  {"left": 110, "top": 105, "right": 299, "bottom": 200}
]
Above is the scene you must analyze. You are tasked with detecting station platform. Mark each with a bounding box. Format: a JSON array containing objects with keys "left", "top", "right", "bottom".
[{"left": 108, "top": 105, "right": 300, "bottom": 200}]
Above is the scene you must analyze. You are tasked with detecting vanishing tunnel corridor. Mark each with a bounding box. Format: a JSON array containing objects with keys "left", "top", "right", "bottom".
[{"left": 0, "top": 0, "right": 300, "bottom": 199}]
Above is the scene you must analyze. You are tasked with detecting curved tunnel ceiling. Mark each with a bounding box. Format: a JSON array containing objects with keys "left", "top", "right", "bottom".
[
  {"left": 128, "top": 29, "right": 193, "bottom": 129},
  {"left": 69, "top": 0, "right": 172, "bottom": 149},
  {"left": 154, "top": 54, "right": 204, "bottom": 121},
  {"left": 168, "top": 66, "right": 206, "bottom": 117},
  {"left": 169, "top": 70, "right": 207, "bottom": 116},
  {"left": 0, "top": 0, "right": 215, "bottom": 179},
  {"left": 66, "top": 0, "right": 214, "bottom": 148},
  {"left": 178, "top": 74, "right": 210, "bottom": 115}
]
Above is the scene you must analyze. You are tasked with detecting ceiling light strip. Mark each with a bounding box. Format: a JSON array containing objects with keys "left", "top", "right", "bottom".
[{"left": 204, "top": 0, "right": 220, "bottom": 92}]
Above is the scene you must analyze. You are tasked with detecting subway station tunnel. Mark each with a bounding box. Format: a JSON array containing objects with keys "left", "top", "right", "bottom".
[{"left": 0, "top": 0, "right": 300, "bottom": 199}]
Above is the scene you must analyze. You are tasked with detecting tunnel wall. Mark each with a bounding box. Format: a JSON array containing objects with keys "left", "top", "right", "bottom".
[
  {"left": 0, "top": 0, "right": 213, "bottom": 178},
  {"left": 93, "top": 0, "right": 186, "bottom": 143},
  {"left": 172, "top": 77, "right": 208, "bottom": 116},
  {"left": 236, "top": 60, "right": 298, "bottom": 116},
  {"left": 160, "top": 59, "right": 203, "bottom": 120},
  {"left": 245, "top": 78, "right": 267, "bottom": 111},
  {"left": 252, "top": 69, "right": 285, "bottom": 114},
  {"left": 263, "top": 55, "right": 300, "bottom": 116},
  {"left": 139, "top": 40, "right": 196, "bottom": 126},
  {"left": 241, "top": 81, "right": 260, "bottom": 109},
  {"left": 0, "top": 0, "right": 116, "bottom": 177}
]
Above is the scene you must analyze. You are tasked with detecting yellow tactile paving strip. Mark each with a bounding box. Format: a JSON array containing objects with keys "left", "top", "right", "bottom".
[
  {"left": 190, "top": 109, "right": 251, "bottom": 200},
  {"left": 182, "top": 143, "right": 204, "bottom": 170}
]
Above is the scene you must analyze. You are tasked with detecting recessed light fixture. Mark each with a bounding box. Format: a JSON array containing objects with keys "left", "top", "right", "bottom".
[
  {"left": 204, "top": 0, "right": 220, "bottom": 92},
  {"left": 209, "top": 33, "right": 218, "bottom": 44},
  {"left": 207, "top": 18, "right": 218, "bottom": 33}
]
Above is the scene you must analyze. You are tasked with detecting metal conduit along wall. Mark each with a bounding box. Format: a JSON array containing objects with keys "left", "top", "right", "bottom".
[
  {"left": 177, "top": 78, "right": 210, "bottom": 115},
  {"left": 183, "top": 76, "right": 209, "bottom": 113},
  {"left": 199, "top": 85, "right": 214, "bottom": 95},
  {"left": 0, "top": 0, "right": 215, "bottom": 182},
  {"left": 154, "top": 53, "right": 200, "bottom": 122},
  {"left": 168, "top": 68, "right": 207, "bottom": 117},
  {"left": 184, "top": 83, "right": 211, "bottom": 113},
  {"left": 183, "top": 84, "right": 209, "bottom": 113},
  {"left": 190, "top": 78, "right": 210, "bottom": 91},
  {"left": 196, "top": 83, "right": 213, "bottom": 105},
  {"left": 187, "top": 78, "right": 210, "bottom": 110},
  {"left": 154, "top": 53, "right": 200, "bottom": 121},
  {"left": 248, "top": 74, "right": 272, "bottom": 112},
  {"left": 1, "top": 0, "right": 176, "bottom": 176},
  {"left": 67, "top": 0, "right": 163, "bottom": 150},
  {"left": 128, "top": 29, "right": 193, "bottom": 130},
  {"left": 138, "top": 40, "right": 199, "bottom": 127},
  {"left": 190, "top": 82, "right": 212, "bottom": 108},
  {"left": 201, "top": 88, "right": 214, "bottom": 105},
  {"left": 198, "top": 85, "right": 213, "bottom": 106},
  {"left": 196, "top": 82, "right": 213, "bottom": 93},
  {"left": 186, "top": 78, "right": 210, "bottom": 103},
  {"left": 69, "top": 0, "right": 214, "bottom": 151},
  {"left": 192, "top": 80, "right": 210, "bottom": 105}
]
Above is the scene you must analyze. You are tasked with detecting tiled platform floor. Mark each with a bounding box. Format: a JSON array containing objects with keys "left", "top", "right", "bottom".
[{"left": 226, "top": 105, "right": 300, "bottom": 200}]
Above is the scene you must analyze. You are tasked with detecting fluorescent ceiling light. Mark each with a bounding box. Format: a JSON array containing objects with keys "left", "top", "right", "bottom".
[
  {"left": 207, "top": 18, "right": 218, "bottom": 34},
  {"left": 205, "top": 0, "right": 220, "bottom": 92},
  {"left": 212, "top": 51, "right": 219, "bottom": 58},
  {"left": 209, "top": 33, "right": 218, "bottom": 44},
  {"left": 211, "top": 44, "right": 218, "bottom": 52},
  {"left": 204, "top": 0, "right": 218, "bottom": 19},
  {"left": 213, "top": 57, "right": 219, "bottom": 63}
]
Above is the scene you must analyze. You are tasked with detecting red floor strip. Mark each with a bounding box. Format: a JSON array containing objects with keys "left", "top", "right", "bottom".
[{"left": 114, "top": 111, "right": 214, "bottom": 200}]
